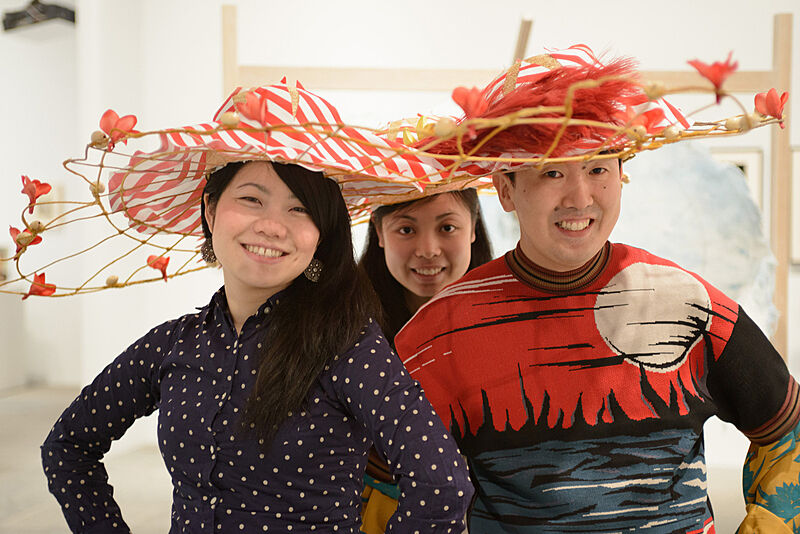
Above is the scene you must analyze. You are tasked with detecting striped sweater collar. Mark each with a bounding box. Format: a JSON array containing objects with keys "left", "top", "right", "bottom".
[{"left": 505, "top": 242, "right": 611, "bottom": 293}]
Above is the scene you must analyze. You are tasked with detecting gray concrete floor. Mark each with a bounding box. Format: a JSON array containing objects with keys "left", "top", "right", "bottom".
[
  {"left": 0, "top": 386, "right": 170, "bottom": 534},
  {"left": 0, "top": 386, "right": 744, "bottom": 533}
]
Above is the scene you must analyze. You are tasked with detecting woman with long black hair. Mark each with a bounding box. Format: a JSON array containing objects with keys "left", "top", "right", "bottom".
[{"left": 41, "top": 83, "right": 473, "bottom": 534}]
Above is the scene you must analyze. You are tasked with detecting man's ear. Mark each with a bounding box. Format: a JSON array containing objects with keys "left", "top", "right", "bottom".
[
  {"left": 492, "top": 173, "right": 516, "bottom": 213},
  {"left": 204, "top": 193, "right": 215, "bottom": 233},
  {"left": 618, "top": 161, "right": 627, "bottom": 188},
  {"left": 372, "top": 216, "right": 385, "bottom": 248}
]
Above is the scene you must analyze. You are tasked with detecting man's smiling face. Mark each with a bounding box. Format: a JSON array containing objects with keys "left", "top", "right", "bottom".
[{"left": 493, "top": 159, "right": 623, "bottom": 271}]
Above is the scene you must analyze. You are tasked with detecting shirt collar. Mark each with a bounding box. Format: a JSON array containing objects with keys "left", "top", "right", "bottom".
[
  {"left": 208, "top": 286, "right": 286, "bottom": 334},
  {"left": 505, "top": 241, "right": 612, "bottom": 293}
]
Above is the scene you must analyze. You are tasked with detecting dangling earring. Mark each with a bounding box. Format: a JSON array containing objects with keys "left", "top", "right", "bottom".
[
  {"left": 200, "top": 239, "right": 217, "bottom": 263},
  {"left": 304, "top": 258, "right": 323, "bottom": 282}
]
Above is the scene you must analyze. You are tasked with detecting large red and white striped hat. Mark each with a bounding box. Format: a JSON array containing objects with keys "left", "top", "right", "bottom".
[{"left": 105, "top": 79, "right": 447, "bottom": 236}]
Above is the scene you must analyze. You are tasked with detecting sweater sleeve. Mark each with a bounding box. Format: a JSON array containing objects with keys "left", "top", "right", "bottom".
[
  {"left": 706, "top": 307, "right": 800, "bottom": 444},
  {"left": 326, "top": 319, "right": 473, "bottom": 533},
  {"left": 40, "top": 320, "right": 178, "bottom": 534}
]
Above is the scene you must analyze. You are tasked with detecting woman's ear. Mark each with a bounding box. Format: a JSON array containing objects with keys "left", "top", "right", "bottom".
[
  {"left": 470, "top": 218, "right": 477, "bottom": 244},
  {"left": 372, "top": 217, "right": 385, "bottom": 248},
  {"left": 204, "top": 193, "right": 215, "bottom": 232}
]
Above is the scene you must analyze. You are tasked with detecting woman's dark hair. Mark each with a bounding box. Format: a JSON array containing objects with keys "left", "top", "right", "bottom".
[
  {"left": 201, "top": 161, "right": 379, "bottom": 444},
  {"left": 358, "top": 189, "right": 493, "bottom": 347}
]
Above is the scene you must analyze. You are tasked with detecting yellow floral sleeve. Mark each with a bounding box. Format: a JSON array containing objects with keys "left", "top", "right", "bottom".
[{"left": 738, "top": 419, "right": 800, "bottom": 533}]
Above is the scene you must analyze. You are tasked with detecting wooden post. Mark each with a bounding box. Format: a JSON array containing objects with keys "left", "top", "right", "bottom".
[
  {"left": 770, "top": 13, "right": 792, "bottom": 358},
  {"left": 513, "top": 19, "right": 533, "bottom": 63},
  {"left": 222, "top": 5, "right": 237, "bottom": 96}
]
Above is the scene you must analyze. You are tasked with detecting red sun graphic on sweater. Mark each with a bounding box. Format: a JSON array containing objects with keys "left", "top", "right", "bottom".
[{"left": 396, "top": 246, "right": 738, "bottom": 435}]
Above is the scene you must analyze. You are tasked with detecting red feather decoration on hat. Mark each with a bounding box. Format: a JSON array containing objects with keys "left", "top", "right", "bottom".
[{"left": 422, "top": 58, "right": 644, "bottom": 159}]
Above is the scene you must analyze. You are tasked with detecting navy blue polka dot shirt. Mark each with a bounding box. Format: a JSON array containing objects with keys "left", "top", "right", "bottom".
[{"left": 42, "top": 288, "right": 473, "bottom": 533}]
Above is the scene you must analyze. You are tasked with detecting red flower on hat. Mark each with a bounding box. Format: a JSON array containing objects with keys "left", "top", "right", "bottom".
[
  {"left": 22, "top": 272, "right": 56, "bottom": 300},
  {"left": 239, "top": 92, "right": 272, "bottom": 125},
  {"left": 21, "top": 175, "right": 52, "bottom": 214},
  {"left": 452, "top": 86, "right": 489, "bottom": 119},
  {"left": 688, "top": 52, "right": 738, "bottom": 103},
  {"left": 147, "top": 255, "right": 170, "bottom": 281},
  {"left": 619, "top": 106, "right": 667, "bottom": 134},
  {"left": 10, "top": 226, "right": 42, "bottom": 253},
  {"left": 100, "top": 109, "right": 138, "bottom": 150},
  {"left": 755, "top": 88, "right": 789, "bottom": 128},
  {"left": 452, "top": 87, "right": 489, "bottom": 139}
]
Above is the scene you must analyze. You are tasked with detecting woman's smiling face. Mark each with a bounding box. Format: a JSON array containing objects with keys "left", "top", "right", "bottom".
[
  {"left": 375, "top": 193, "right": 476, "bottom": 311},
  {"left": 204, "top": 161, "right": 320, "bottom": 302}
]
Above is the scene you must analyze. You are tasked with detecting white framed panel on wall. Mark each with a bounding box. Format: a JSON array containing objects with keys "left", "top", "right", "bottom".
[{"left": 710, "top": 148, "right": 764, "bottom": 210}]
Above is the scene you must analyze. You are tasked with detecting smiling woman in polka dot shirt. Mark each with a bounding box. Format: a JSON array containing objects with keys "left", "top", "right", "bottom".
[{"left": 41, "top": 160, "right": 474, "bottom": 533}]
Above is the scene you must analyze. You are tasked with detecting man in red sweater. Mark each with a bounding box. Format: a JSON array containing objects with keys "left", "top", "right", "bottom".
[{"left": 395, "top": 46, "right": 799, "bottom": 533}]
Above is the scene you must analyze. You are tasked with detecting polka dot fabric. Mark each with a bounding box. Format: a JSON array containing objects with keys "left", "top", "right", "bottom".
[{"left": 41, "top": 288, "right": 473, "bottom": 533}]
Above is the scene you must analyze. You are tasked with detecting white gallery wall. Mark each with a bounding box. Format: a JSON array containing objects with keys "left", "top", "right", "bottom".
[
  {"left": 1, "top": 0, "right": 799, "bottom": 459},
  {"left": 0, "top": 0, "right": 79, "bottom": 389}
]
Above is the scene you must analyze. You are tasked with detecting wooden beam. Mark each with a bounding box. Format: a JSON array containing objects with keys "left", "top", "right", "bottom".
[
  {"left": 236, "top": 64, "right": 777, "bottom": 94},
  {"left": 770, "top": 13, "right": 792, "bottom": 358},
  {"left": 513, "top": 19, "right": 533, "bottom": 63},
  {"left": 221, "top": 5, "right": 238, "bottom": 96},
  {"left": 237, "top": 65, "right": 500, "bottom": 92}
]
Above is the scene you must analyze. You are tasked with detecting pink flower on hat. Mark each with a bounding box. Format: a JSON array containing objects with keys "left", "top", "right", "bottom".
[
  {"left": 147, "top": 255, "right": 170, "bottom": 281},
  {"left": 100, "top": 109, "right": 138, "bottom": 150},
  {"left": 22, "top": 272, "right": 56, "bottom": 300},
  {"left": 755, "top": 88, "right": 789, "bottom": 128},
  {"left": 688, "top": 52, "right": 738, "bottom": 103},
  {"left": 10, "top": 226, "right": 42, "bottom": 253},
  {"left": 21, "top": 175, "right": 52, "bottom": 214}
]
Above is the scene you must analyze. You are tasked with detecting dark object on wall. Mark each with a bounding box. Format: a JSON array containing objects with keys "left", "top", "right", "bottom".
[{"left": 3, "top": 1, "right": 75, "bottom": 31}]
